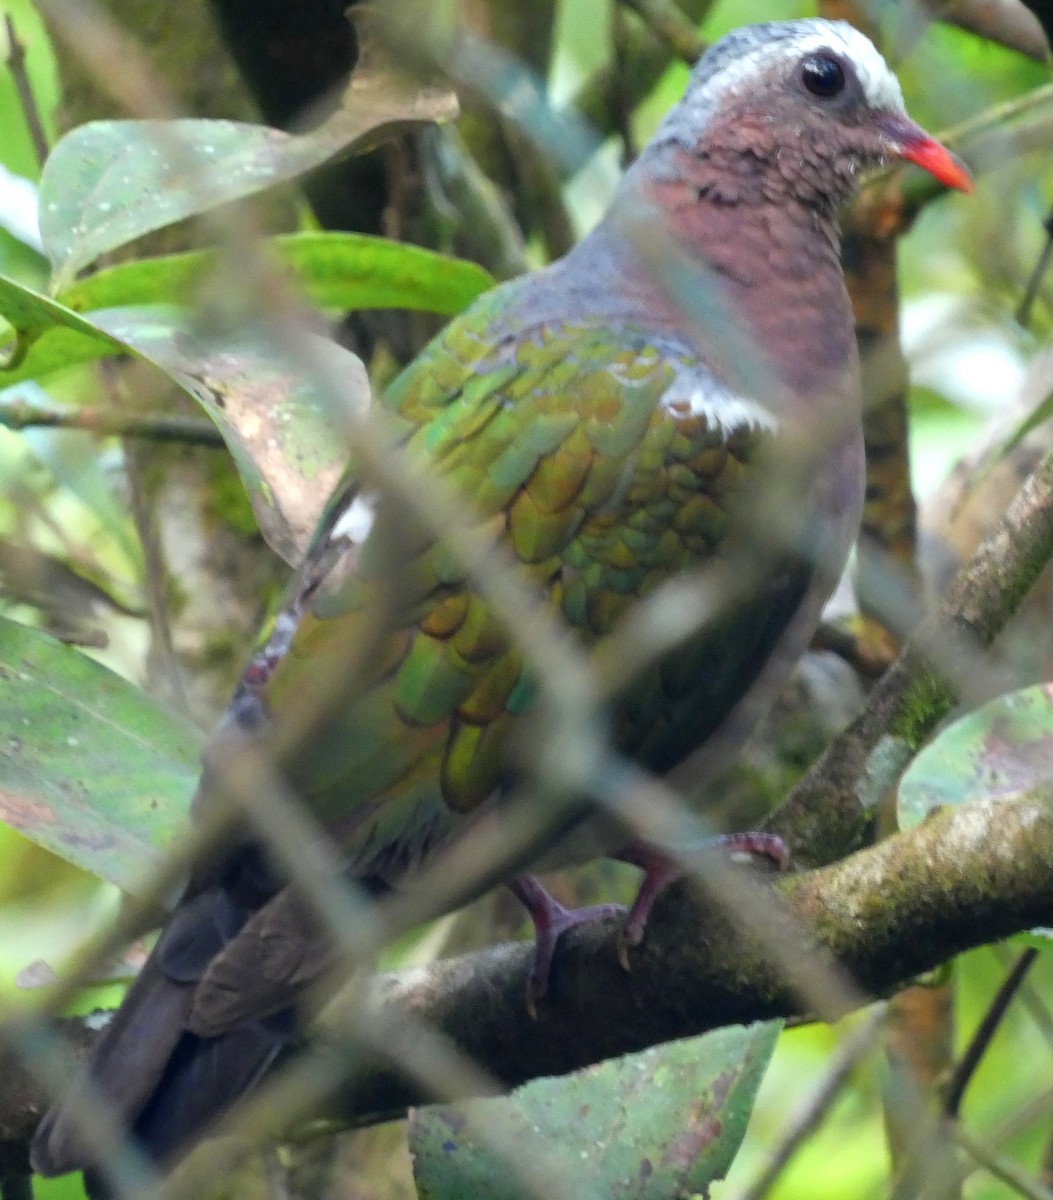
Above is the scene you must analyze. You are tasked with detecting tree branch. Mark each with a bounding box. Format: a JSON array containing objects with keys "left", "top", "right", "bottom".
[
  {"left": 618, "top": 0, "right": 705, "bottom": 63},
  {"left": 769, "top": 442, "right": 1053, "bottom": 866},
  {"left": 4, "top": 788, "right": 1053, "bottom": 1173},
  {"left": 0, "top": 397, "right": 224, "bottom": 446}
]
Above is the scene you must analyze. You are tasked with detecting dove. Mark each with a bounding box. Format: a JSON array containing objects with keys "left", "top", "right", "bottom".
[{"left": 32, "top": 18, "right": 970, "bottom": 1192}]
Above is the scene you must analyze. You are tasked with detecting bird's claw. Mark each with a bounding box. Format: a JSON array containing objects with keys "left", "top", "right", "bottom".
[
  {"left": 613, "top": 832, "right": 792, "bottom": 970},
  {"left": 525, "top": 979, "right": 541, "bottom": 1022},
  {"left": 514, "top": 834, "right": 792, "bottom": 1009},
  {"left": 528, "top": 900, "right": 627, "bottom": 1015},
  {"left": 712, "top": 831, "right": 790, "bottom": 872},
  {"left": 511, "top": 877, "right": 626, "bottom": 1016},
  {"left": 616, "top": 933, "right": 633, "bottom": 973}
]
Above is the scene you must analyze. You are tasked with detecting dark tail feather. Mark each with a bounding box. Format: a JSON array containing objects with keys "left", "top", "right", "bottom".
[
  {"left": 81, "top": 1016, "right": 291, "bottom": 1199},
  {"left": 32, "top": 956, "right": 291, "bottom": 1188},
  {"left": 30, "top": 955, "right": 194, "bottom": 1179},
  {"left": 32, "top": 863, "right": 302, "bottom": 1192},
  {"left": 130, "top": 1013, "right": 292, "bottom": 1163}
]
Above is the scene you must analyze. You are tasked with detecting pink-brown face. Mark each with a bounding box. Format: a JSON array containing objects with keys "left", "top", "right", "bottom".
[
  {"left": 786, "top": 46, "right": 971, "bottom": 193},
  {"left": 657, "top": 21, "right": 972, "bottom": 205}
]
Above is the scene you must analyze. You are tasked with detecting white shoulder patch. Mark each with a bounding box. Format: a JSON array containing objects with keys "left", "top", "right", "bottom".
[{"left": 660, "top": 365, "right": 779, "bottom": 435}]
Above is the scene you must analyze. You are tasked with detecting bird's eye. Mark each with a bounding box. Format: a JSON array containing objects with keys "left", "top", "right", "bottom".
[{"left": 800, "top": 54, "right": 846, "bottom": 99}]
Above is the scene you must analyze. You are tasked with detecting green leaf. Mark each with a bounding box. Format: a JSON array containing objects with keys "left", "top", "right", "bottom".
[
  {"left": 0, "top": 276, "right": 367, "bottom": 565},
  {"left": 898, "top": 682, "right": 1053, "bottom": 829},
  {"left": 410, "top": 1021, "right": 780, "bottom": 1200},
  {"left": 0, "top": 616, "right": 200, "bottom": 890},
  {"left": 59, "top": 233, "right": 494, "bottom": 318},
  {"left": 0, "top": 272, "right": 124, "bottom": 385},
  {"left": 1011, "top": 928, "right": 1053, "bottom": 948},
  {"left": 0, "top": 229, "right": 491, "bottom": 395},
  {"left": 89, "top": 307, "right": 366, "bottom": 566},
  {"left": 39, "top": 67, "right": 458, "bottom": 287}
]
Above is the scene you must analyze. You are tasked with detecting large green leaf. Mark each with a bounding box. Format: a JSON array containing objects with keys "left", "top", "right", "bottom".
[
  {"left": 0, "top": 616, "right": 199, "bottom": 889},
  {"left": 0, "top": 226, "right": 490, "bottom": 395},
  {"left": 410, "top": 1022, "right": 780, "bottom": 1200},
  {"left": 897, "top": 682, "right": 1053, "bottom": 945},
  {"left": 0, "top": 270, "right": 367, "bottom": 565},
  {"left": 39, "top": 66, "right": 458, "bottom": 287},
  {"left": 89, "top": 306, "right": 367, "bottom": 566},
  {"left": 0, "top": 273, "right": 124, "bottom": 385},
  {"left": 59, "top": 233, "right": 494, "bottom": 318},
  {"left": 897, "top": 682, "right": 1053, "bottom": 829}
]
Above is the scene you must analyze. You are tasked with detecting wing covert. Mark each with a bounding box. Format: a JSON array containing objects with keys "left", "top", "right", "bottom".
[{"left": 210, "top": 303, "right": 780, "bottom": 877}]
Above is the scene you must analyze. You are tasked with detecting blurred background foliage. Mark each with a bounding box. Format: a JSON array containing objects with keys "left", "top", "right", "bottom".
[{"left": 0, "top": 0, "right": 1050, "bottom": 1197}]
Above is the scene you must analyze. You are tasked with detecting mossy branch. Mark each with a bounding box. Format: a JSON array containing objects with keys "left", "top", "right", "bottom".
[
  {"left": 768, "top": 443, "right": 1053, "bottom": 867},
  {"left": 3, "top": 786, "right": 1052, "bottom": 1176}
]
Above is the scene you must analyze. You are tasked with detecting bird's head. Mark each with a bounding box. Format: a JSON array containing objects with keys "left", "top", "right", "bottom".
[{"left": 642, "top": 19, "right": 971, "bottom": 207}]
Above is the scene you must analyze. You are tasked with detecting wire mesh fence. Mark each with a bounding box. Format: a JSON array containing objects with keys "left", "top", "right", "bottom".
[{"left": 0, "top": 2, "right": 1051, "bottom": 1200}]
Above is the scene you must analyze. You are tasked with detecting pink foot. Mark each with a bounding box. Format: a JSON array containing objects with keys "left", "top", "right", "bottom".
[
  {"left": 615, "top": 833, "right": 790, "bottom": 967},
  {"left": 509, "top": 875, "right": 625, "bottom": 1016}
]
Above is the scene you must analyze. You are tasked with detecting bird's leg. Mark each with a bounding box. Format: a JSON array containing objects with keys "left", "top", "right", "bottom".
[
  {"left": 509, "top": 834, "right": 788, "bottom": 1011},
  {"left": 614, "top": 833, "right": 790, "bottom": 968},
  {"left": 508, "top": 875, "right": 625, "bottom": 1016}
]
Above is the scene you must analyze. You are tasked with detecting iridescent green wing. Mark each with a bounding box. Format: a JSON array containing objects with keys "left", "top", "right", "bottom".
[{"left": 248, "top": 303, "right": 740, "bottom": 873}]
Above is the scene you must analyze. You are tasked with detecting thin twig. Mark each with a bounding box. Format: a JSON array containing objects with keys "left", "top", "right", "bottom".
[
  {"left": 864, "top": 82, "right": 1053, "bottom": 220},
  {"left": 571, "top": 0, "right": 715, "bottom": 138},
  {"left": 1042, "top": 1120, "right": 1053, "bottom": 1189},
  {"left": 619, "top": 0, "right": 705, "bottom": 62},
  {"left": 1016, "top": 208, "right": 1053, "bottom": 328},
  {"left": 944, "top": 949, "right": 1038, "bottom": 1118},
  {"left": 955, "top": 1125, "right": 1053, "bottom": 1200},
  {"left": 772, "top": 441, "right": 1053, "bottom": 866},
  {"left": 3, "top": 14, "right": 48, "bottom": 169},
  {"left": 729, "top": 1005, "right": 888, "bottom": 1200},
  {"left": 893, "top": 943, "right": 1041, "bottom": 1196},
  {"left": 610, "top": 4, "right": 639, "bottom": 165},
  {"left": 429, "top": 129, "right": 529, "bottom": 280},
  {"left": 1006, "top": 959, "right": 1053, "bottom": 1050},
  {"left": 0, "top": 397, "right": 224, "bottom": 445},
  {"left": 953, "top": 1086, "right": 1053, "bottom": 1193},
  {"left": 32, "top": 0, "right": 176, "bottom": 119},
  {"left": 944, "top": 1084, "right": 1053, "bottom": 1200},
  {"left": 121, "top": 437, "right": 190, "bottom": 714},
  {"left": 942, "top": 80, "right": 1053, "bottom": 153}
]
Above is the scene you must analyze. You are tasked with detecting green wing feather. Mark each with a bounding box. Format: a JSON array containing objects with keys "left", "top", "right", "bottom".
[{"left": 240, "top": 295, "right": 770, "bottom": 879}]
